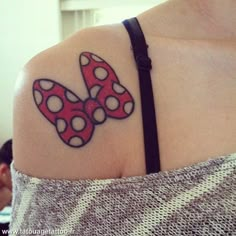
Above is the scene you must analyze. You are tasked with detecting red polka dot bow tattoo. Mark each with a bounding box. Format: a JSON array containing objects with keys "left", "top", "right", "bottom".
[{"left": 33, "top": 52, "right": 135, "bottom": 147}]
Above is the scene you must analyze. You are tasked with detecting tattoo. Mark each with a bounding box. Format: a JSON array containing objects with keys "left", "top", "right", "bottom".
[{"left": 32, "top": 52, "right": 135, "bottom": 148}]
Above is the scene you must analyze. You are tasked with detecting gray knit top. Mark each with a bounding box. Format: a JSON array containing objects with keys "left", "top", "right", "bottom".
[{"left": 9, "top": 153, "right": 236, "bottom": 236}]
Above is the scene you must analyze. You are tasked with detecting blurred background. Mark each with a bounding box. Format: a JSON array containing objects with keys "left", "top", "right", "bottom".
[{"left": 0, "top": 0, "right": 167, "bottom": 145}]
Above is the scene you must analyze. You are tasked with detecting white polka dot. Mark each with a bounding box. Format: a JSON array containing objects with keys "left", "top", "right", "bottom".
[
  {"left": 69, "top": 137, "right": 83, "bottom": 147},
  {"left": 65, "top": 91, "right": 80, "bottom": 102},
  {"left": 72, "top": 117, "right": 86, "bottom": 131},
  {"left": 94, "top": 67, "right": 108, "bottom": 80},
  {"left": 80, "top": 55, "right": 90, "bottom": 66},
  {"left": 91, "top": 54, "right": 103, "bottom": 62},
  {"left": 39, "top": 80, "right": 54, "bottom": 90},
  {"left": 113, "top": 83, "right": 125, "bottom": 94},
  {"left": 105, "top": 96, "right": 119, "bottom": 111},
  {"left": 124, "top": 102, "right": 134, "bottom": 114},
  {"left": 47, "top": 96, "right": 63, "bottom": 113},
  {"left": 90, "top": 85, "right": 101, "bottom": 98},
  {"left": 34, "top": 90, "right": 42, "bottom": 105},
  {"left": 93, "top": 108, "right": 106, "bottom": 123},
  {"left": 56, "top": 119, "right": 67, "bottom": 133}
]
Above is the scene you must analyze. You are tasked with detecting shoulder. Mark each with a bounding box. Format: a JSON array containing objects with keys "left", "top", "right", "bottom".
[{"left": 13, "top": 24, "right": 144, "bottom": 180}]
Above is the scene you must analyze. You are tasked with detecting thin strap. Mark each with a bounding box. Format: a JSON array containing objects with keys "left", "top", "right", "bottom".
[{"left": 122, "top": 17, "right": 160, "bottom": 174}]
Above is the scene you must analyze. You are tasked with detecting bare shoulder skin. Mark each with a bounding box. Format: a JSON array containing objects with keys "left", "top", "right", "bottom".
[
  {"left": 13, "top": 0, "right": 236, "bottom": 180},
  {"left": 14, "top": 26, "right": 146, "bottom": 179}
]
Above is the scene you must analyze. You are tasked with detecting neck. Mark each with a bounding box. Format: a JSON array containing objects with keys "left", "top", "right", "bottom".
[
  {"left": 187, "top": 0, "right": 236, "bottom": 36},
  {"left": 139, "top": 0, "right": 236, "bottom": 40}
]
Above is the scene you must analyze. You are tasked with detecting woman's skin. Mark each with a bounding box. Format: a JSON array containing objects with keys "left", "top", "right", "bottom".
[
  {"left": 13, "top": 0, "right": 236, "bottom": 180},
  {"left": 142, "top": 0, "right": 236, "bottom": 40}
]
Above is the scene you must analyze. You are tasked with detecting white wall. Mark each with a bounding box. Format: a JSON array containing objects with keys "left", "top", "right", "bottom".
[{"left": 0, "top": 0, "right": 61, "bottom": 146}]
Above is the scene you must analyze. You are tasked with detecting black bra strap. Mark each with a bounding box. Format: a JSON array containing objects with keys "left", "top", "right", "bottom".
[{"left": 122, "top": 17, "right": 160, "bottom": 174}]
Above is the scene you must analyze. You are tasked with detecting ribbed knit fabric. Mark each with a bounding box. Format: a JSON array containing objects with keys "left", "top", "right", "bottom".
[{"left": 10, "top": 154, "right": 236, "bottom": 236}]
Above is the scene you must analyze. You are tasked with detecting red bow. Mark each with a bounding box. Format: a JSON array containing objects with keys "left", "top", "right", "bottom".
[{"left": 33, "top": 52, "right": 134, "bottom": 147}]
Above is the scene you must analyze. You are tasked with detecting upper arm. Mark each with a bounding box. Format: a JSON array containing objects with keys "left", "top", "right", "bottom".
[{"left": 13, "top": 26, "right": 145, "bottom": 180}]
